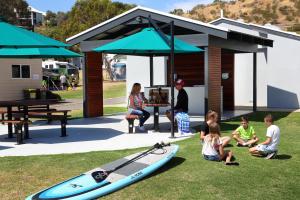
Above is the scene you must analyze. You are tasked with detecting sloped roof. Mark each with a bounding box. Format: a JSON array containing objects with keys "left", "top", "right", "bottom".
[{"left": 211, "top": 17, "right": 300, "bottom": 41}]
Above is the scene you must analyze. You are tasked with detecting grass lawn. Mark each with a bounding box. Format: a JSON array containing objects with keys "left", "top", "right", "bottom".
[
  {"left": 70, "top": 106, "right": 127, "bottom": 118},
  {"left": 53, "top": 81, "right": 126, "bottom": 100},
  {"left": 0, "top": 112, "right": 299, "bottom": 200}
]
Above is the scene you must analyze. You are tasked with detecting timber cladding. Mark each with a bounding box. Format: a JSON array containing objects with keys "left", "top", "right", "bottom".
[
  {"left": 208, "top": 46, "right": 221, "bottom": 115},
  {"left": 167, "top": 53, "right": 204, "bottom": 86},
  {"left": 84, "top": 52, "right": 103, "bottom": 117}
]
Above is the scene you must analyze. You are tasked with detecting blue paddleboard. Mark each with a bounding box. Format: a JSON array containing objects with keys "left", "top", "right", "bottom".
[{"left": 26, "top": 144, "right": 179, "bottom": 200}]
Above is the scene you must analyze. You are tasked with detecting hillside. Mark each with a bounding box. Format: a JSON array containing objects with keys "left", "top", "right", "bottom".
[{"left": 172, "top": 0, "right": 300, "bottom": 33}]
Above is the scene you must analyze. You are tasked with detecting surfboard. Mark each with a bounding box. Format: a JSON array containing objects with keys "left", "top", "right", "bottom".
[{"left": 26, "top": 143, "right": 179, "bottom": 200}]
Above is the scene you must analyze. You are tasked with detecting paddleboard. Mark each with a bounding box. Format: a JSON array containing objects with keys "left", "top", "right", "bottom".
[{"left": 26, "top": 143, "right": 179, "bottom": 200}]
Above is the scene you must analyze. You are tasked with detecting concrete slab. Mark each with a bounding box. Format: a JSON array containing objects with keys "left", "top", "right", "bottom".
[{"left": 0, "top": 115, "right": 200, "bottom": 157}]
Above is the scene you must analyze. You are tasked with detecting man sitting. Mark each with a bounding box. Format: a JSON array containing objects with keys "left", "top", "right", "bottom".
[
  {"left": 249, "top": 114, "right": 280, "bottom": 159},
  {"left": 232, "top": 116, "right": 259, "bottom": 147}
]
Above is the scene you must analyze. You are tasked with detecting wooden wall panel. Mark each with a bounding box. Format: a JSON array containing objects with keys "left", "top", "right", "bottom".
[
  {"left": 167, "top": 53, "right": 204, "bottom": 86},
  {"left": 221, "top": 53, "right": 235, "bottom": 110},
  {"left": 84, "top": 52, "right": 103, "bottom": 117}
]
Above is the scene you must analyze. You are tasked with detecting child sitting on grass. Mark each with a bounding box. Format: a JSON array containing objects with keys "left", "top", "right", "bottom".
[
  {"left": 232, "top": 116, "right": 259, "bottom": 147},
  {"left": 249, "top": 114, "right": 280, "bottom": 159},
  {"left": 202, "top": 122, "right": 239, "bottom": 166}
]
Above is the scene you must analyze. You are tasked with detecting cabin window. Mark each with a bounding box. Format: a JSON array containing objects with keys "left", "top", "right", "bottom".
[{"left": 12, "top": 65, "right": 31, "bottom": 79}]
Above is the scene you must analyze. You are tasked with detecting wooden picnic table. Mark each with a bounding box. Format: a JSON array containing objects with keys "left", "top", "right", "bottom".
[
  {"left": 0, "top": 99, "right": 66, "bottom": 139},
  {"left": 144, "top": 103, "right": 170, "bottom": 132}
]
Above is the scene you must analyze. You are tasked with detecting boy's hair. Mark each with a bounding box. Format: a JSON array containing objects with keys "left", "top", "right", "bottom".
[
  {"left": 206, "top": 110, "right": 218, "bottom": 121},
  {"left": 264, "top": 114, "right": 273, "bottom": 123},
  {"left": 209, "top": 122, "right": 220, "bottom": 135},
  {"left": 241, "top": 116, "right": 249, "bottom": 122}
]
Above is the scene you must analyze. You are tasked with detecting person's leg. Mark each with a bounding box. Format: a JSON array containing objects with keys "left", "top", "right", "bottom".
[
  {"left": 245, "top": 137, "right": 259, "bottom": 146},
  {"left": 249, "top": 145, "right": 266, "bottom": 157},
  {"left": 232, "top": 134, "right": 246, "bottom": 145},
  {"left": 221, "top": 136, "right": 231, "bottom": 147},
  {"left": 140, "top": 109, "right": 150, "bottom": 126},
  {"left": 130, "top": 109, "right": 143, "bottom": 126}
]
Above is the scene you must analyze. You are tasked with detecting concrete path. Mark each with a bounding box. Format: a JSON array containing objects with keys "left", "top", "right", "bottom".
[{"left": 0, "top": 115, "right": 199, "bottom": 157}]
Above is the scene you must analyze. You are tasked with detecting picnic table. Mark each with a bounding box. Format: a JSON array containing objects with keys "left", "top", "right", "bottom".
[
  {"left": 144, "top": 103, "right": 170, "bottom": 132},
  {"left": 0, "top": 99, "right": 66, "bottom": 139}
]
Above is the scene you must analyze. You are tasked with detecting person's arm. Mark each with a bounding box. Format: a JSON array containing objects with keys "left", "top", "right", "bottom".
[
  {"left": 129, "top": 95, "right": 136, "bottom": 110},
  {"left": 260, "top": 137, "right": 272, "bottom": 145},
  {"left": 232, "top": 129, "right": 239, "bottom": 136},
  {"left": 200, "top": 131, "right": 205, "bottom": 140}
]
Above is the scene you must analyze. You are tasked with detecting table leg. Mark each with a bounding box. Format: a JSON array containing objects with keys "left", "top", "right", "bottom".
[
  {"left": 154, "top": 106, "right": 159, "bottom": 132},
  {"left": 7, "top": 106, "right": 13, "bottom": 138},
  {"left": 24, "top": 106, "right": 30, "bottom": 139}
]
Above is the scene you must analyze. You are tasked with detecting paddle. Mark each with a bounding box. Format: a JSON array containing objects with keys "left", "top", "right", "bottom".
[{"left": 92, "top": 142, "right": 170, "bottom": 183}]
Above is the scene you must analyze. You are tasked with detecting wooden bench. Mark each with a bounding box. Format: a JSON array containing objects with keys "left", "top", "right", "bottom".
[
  {"left": 125, "top": 114, "right": 139, "bottom": 133},
  {"left": 0, "top": 120, "right": 31, "bottom": 144},
  {"left": 28, "top": 110, "right": 70, "bottom": 137}
]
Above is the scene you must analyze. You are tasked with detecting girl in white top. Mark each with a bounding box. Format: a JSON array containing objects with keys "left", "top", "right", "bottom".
[{"left": 202, "top": 123, "right": 239, "bottom": 166}]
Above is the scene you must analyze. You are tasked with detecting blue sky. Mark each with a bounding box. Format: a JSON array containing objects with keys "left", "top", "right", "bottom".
[{"left": 27, "top": 0, "right": 213, "bottom": 13}]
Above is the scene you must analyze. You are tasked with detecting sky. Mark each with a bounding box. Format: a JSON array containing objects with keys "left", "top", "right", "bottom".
[{"left": 26, "top": 0, "right": 213, "bottom": 13}]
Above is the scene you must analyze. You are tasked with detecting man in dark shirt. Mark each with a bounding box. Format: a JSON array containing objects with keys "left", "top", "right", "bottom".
[{"left": 166, "top": 79, "right": 189, "bottom": 121}]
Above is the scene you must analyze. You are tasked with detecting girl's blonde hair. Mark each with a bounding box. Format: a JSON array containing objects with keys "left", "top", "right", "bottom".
[
  {"left": 130, "top": 83, "right": 141, "bottom": 95},
  {"left": 206, "top": 110, "right": 218, "bottom": 121}
]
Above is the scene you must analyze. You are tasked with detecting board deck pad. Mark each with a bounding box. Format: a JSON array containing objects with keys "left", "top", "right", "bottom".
[{"left": 27, "top": 144, "right": 179, "bottom": 200}]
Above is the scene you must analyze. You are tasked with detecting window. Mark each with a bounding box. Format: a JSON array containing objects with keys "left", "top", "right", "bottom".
[
  {"left": 12, "top": 65, "right": 30, "bottom": 78},
  {"left": 49, "top": 64, "right": 53, "bottom": 69}
]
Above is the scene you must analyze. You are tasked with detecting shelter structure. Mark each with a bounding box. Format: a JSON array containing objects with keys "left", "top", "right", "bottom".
[
  {"left": 211, "top": 17, "right": 300, "bottom": 109},
  {"left": 67, "top": 6, "right": 273, "bottom": 118}
]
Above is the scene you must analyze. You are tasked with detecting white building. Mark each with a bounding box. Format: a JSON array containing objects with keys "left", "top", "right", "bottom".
[
  {"left": 28, "top": 6, "right": 46, "bottom": 26},
  {"left": 211, "top": 18, "right": 300, "bottom": 109}
]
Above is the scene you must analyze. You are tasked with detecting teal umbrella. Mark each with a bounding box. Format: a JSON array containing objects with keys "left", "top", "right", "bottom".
[
  {"left": 0, "top": 47, "right": 81, "bottom": 58},
  {"left": 93, "top": 28, "right": 203, "bottom": 55},
  {"left": 0, "top": 20, "right": 80, "bottom": 58},
  {"left": 0, "top": 21, "right": 68, "bottom": 47}
]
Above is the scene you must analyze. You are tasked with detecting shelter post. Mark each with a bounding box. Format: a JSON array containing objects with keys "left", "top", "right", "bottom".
[
  {"left": 84, "top": 52, "right": 103, "bottom": 117},
  {"left": 204, "top": 47, "right": 209, "bottom": 115},
  {"left": 170, "top": 21, "right": 175, "bottom": 138},
  {"left": 253, "top": 52, "right": 257, "bottom": 112},
  {"left": 207, "top": 46, "right": 222, "bottom": 117}
]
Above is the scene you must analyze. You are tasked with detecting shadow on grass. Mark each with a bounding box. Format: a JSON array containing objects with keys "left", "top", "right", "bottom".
[
  {"left": 143, "top": 157, "right": 186, "bottom": 180},
  {"left": 275, "top": 154, "right": 292, "bottom": 160}
]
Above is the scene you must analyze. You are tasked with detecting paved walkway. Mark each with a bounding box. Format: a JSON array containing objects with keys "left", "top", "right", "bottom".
[{"left": 0, "top": 115, "right": 198, "bottom": 157}]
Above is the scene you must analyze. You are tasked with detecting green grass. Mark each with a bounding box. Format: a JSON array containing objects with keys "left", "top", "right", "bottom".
[
  {"left": 70, "top": 107, "right": 127, "bottom": 119},
  {"left": 53, "top": 81, "right": 126, "bottom": 100},
  {"left": 0, "top": 112, "right": 299, "bottom": 200}
]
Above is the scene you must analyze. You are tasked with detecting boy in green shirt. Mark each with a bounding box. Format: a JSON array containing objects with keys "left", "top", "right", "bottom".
[{"left": 232, "top": 116, "right": 259, "bottom": 147}]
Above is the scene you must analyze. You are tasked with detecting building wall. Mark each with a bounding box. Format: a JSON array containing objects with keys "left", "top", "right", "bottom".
[
  {"left": 0, "top": 59, "right": 42, "bottom": 101},
  {"left": 217, "top": 22, "right": 300, "bottom": 109}
]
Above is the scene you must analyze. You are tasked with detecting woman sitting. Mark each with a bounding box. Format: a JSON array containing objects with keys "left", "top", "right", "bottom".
[{"left": 128, "top": 83, "right": 150, "bottom": 132}]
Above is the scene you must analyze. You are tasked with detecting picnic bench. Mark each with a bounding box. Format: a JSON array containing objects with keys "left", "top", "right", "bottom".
[{"left": 0, "top": 120, "right": 31, "bottom": 144}]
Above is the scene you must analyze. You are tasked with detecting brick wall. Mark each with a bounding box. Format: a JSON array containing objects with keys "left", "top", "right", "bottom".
[
  {"left": 84, "top": 52, "right": 103, "bottom": 117},
  {"left": 208, "top": 46, "right": 221, "bottom": 115}
]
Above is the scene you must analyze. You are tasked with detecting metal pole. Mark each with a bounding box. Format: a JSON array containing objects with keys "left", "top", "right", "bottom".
[
  {"left": 150, "top": 55, "right": 153, "bottom": 87},
  {"left": 170, "top": 21, "right": 175, "bottom": 138},
  {"left": 253, "top": 52, "right": 257, "bottom": 112}
]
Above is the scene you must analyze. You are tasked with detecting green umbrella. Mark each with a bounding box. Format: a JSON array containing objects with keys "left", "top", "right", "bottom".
[
  {"left": 0, "top": 21, "right": 68, "bottom": 47},
  {"left": 0, "top": 47, "right": 81, "bottom": 58},
  {"left": 93, "top": 27, "right": 203, "bottom": 55}
]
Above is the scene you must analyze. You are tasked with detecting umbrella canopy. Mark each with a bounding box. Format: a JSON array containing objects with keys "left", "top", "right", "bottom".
[
  {"left": 0, "top": 47, "right": 81, "bottom": 58},
  {"left": 0, "top": 21, "right": 68, "bottom": 47},
  {"left": 93, "top": 28, "right": 203, "bottom": 55},
  {"left": 0, "top": 20, "right": 80, "bottom": 58}
]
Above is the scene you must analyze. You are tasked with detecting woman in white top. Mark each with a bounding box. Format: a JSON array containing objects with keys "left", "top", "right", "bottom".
[{"left": 128, "top": 83, "right": 150, "bottom": 132}]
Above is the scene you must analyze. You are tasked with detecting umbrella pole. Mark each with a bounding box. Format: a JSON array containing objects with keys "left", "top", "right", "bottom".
[
  {"left": 170, "top": 21, "right": 175, "bottom": 138},
  {"left": 150, "top": 55, "right": 153, "bottom": 87}
]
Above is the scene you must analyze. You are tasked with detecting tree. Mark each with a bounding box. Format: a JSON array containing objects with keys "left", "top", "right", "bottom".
[
  {"left": 170, "top": 9, "right": 184, "bottom": 16},
  {"left": 0, "top": 0, "right": 30, "bottom": 27}
]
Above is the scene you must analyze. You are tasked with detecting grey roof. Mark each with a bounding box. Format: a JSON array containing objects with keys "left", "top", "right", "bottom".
[
  {"left": 211, "top": 17, "right": 300, "bottom": 41},
  {"left": 67, "top": 6, "right": 272, "bottom": 47}
]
